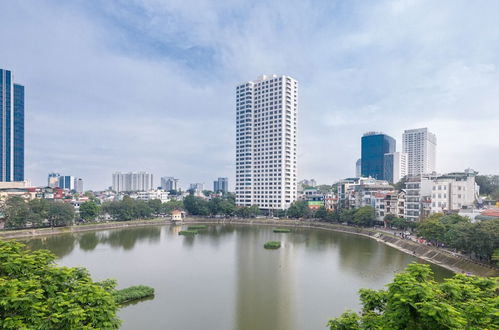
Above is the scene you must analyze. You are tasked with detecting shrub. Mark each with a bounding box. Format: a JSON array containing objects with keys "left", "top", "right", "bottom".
[
  {"left": 264, "top": 241, "right": 281, "bottom": 249},
  {"left": 187, "top": 225, "right": 207, "bottom": 230},
  {"left": 179, "top": 230, "right": 198, "bottom": 235},
  {"left": 273, "top": 228, "right": 291, "bottom": 233},
  {"left": 113, "top": 285, "right": 155, "bottom": 305}
]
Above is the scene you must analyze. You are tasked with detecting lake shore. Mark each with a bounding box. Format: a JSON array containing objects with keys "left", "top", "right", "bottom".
[{"left": 1, "top": 217, "right": 497, "bottom": 277}]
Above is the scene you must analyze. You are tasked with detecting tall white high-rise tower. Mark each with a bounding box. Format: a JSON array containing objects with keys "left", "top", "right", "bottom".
[
  {"left": 402, "top": 128, "right": 436, "bottom": 176},
  {"left": 235, "top": 74, "right": 298, "bottom": 210}
]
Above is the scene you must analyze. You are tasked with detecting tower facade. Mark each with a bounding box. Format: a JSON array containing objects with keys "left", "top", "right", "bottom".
[
  {"left": 402, "top": 128, "right": 436, "bottom": 176},
  {"left": 361, "top": 132, "right": 396, "bottom": 180},
  {"left": 0, "top": 69, "right": 24, "bottom": 182},
  {"left": 235, "top": 74, "right": 298, "bottom": 210}
]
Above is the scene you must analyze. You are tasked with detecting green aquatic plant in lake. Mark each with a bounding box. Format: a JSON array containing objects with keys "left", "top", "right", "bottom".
[{"left": 264, "top": 241, "right": 281, "bottom": 249}]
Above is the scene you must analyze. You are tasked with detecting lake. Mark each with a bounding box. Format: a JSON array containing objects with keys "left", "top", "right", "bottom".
[{"left": 25, "top": 224, "right": 452, "bottom": 330}]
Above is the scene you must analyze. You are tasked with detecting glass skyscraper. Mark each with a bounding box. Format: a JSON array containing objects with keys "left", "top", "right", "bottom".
[
  {"left": 361, "top": 132, "right": 395, "bottom": 180},
  {"left": 0, "top": 69, "right": 24, "bottom": 182}
]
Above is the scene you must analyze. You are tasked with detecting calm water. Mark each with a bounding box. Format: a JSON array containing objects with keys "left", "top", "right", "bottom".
[{"left": 25, "top": 224, "right": 452, "bottom": 330}]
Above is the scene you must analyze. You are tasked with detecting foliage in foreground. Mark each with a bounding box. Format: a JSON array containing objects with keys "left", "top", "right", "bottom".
[
  {"left": 113, "top": 285, "right": 155, "bottom": 305},
  {"left": 327, "top": 263, "right": 499, "bottom": 330},
  {"left": 264, "top": 241, "right": 281, "bottom": 249},
  {"left": 0, "top": 240, "right": 120, "bottom": 329}
]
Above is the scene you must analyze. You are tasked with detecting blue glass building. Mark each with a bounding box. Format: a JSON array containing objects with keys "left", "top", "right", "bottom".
[
  {"left": 361, "top": 132, "right": 395, "bottom": 180},
  {"left": 0, "top": 69, "right": 25, "bottom": 182}
]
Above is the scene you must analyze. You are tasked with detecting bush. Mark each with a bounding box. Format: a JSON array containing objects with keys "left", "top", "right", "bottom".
[
  {"left": 187, "top": 225, "right": 207, "bottom": 230},
  {"left": 113, "top": 285, "right": 155, "bottom": 305},
  {"left": 179, "top": 230, "right": 198, "bottom": 235},
  {"left": 273, "top": 228, "right": 291, "bottom": 233},
  {"left": 264, "top": 241, "right": 281, "bottom": 249}
]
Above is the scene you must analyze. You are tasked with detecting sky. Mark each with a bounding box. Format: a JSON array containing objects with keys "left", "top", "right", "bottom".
[{"left": 1, "top": 0, "right": 499, "bottom": 190}]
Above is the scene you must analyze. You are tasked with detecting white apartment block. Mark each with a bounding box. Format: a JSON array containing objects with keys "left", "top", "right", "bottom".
[
  {"left": 430, "top": 170, "right": 479, "bottom": 213},
  {"left": 383, "top": 152, "right": 408, "bottom": 183},
  {"left": 235, "top": 74, "right": 298, "bottom": 210},
  {"left": 402, "top": 128, "right": 436, "bottom": 176},
  {"left": 112, "top": 172, "right": 154, "bottom": 192},
  {"left": 131, "top": 190, "right": 170, "bottom": 203}
]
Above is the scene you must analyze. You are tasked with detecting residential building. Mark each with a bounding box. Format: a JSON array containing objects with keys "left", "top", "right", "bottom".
[
  {"left": 355, "top": 159, "right": 361, "bottom": 177},
  {"left": 235, "top": 74, "right": 298, "bottom": 210},
  {"left": 383, "top": 152, "right": 408, "bottom": 183},
  {"left": 0, "top": 69, "right": 24, "bottom": 182},
  {"left": 404, "top": 175, "right": 436, "bottom": 221},
  {"left": 75, "top": 178, "right": 84, "bottom": 193},
  {"left": 112, "top": 172, "right": 153, "bottom": 192},
  {"left": 160, "top": 176, "right": 179, "bottom": 191},
  {"left": 402, "top": 128, "right": 436, "bottom": 176},
  {"left": 302, "top": 187, "right": 324, "bottom": 210},
  {"left": 189, "top": 183, "right": 204, "bottom": 193},
  {"left": 361, "top": 132, "right": 395, "bottom": 180},
  {"left": 213, "top": 177, "right": 229, "bottom": 193},
  {"left": 131, "top": 190, "right": 170, "bottom": 203},
  {"left": 430, "top": 169, "right": 479, "bottom": 213},
  {"left": 48, "top": 173, "right": 60, "bottom": 188}
]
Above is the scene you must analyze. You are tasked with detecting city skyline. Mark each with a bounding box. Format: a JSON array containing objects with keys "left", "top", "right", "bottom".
[{"left": 1, "top": 1, "right": 498, "bottom": 190}]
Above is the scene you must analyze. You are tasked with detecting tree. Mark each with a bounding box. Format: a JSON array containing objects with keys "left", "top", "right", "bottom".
[
  {"left": 47, "top": 202, "right": 75, "bottom": 227},
  {"left": 340, "top": 209, "right": 356, "bottom": 224},
  {"left": 315, "top": 206, "right": 328, "bottom": 220},
  {"left": 327, "top": 263, "right": 498, "bottom": 329},
  {"left": 0, "top": 240, "right": 121, "bottom": 329},
  {"left": 79, "top": 201, "right": 100, "bottom": 221},
  {"left": 162, "top": 200, "right": 184, "bottom": 214},
  {"left": 475, "top": 175, "right": 499, "bottom": 196},
  {"left": 147, "top": 199, "right": 162, "bottom": 215},
  {"left": 287, "top": 201, "right": 309, "bottom": 218},
  {"left": 3, "top": 197, "right": 31, "bottom": 229},
  {"left": 353, "top": 206, "right": 375, "bottom": 226},
  {"left": 417, "top": 213, "right": 446, "bottom": 243},
  {"left": 183, "top": 195, "right": 209, "bottom": 216}
]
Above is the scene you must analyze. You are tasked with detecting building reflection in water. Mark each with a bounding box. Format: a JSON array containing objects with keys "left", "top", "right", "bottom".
[{"left": 235, "top": 227, "right": 297, "bottom": 330}]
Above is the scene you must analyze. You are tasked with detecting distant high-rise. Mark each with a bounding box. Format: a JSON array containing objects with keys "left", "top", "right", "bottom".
[
  {"left": 161, "top": 176, "right": 179, "bottom": 191},
  {"left": 383, "top": 152, "right": 407, "bottom": 183},
  {"left": 213, "top": 177, "right": 229, "bottom": 193},
  {"left": 235, "top": 74, "right": 298, "bottom": 210},
  {"left": 112, "top": 172, "right": 153, "bottom": 192},
  {"left": 48, "top": 172, "right": 61, "bottom": 188},
  {"left": 189, "top": 183, "right": 204, "bottom": 193},
  {"left": 0, "top": 69, "right": 24, "bottom": 182},
  {"left": 75, "top": 178, "right": 84, "bottom": 193},
  {"left": 58, "top": 176, "right": 75, "bottom": 190},
  {"left": 402, "top": 128, "right": 436, "bottom": 176},
  {"left": 361, "top": 132, "right": 396, "bottom": 180},
  {"left": 355, "top": 159, "right": 362, "bottom": 177}
]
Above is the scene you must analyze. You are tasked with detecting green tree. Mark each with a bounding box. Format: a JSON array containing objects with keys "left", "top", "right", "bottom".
[
  {"left": 3, "top": 197, "right": 31, "bottom": 229},
  {"left": 417, "top": 213, "right": 446, "bottom": 243},
  {"left": 162, "top": 200, "right": 184, "bottom": 214},
  {"left": 0, "top": 240, "right": 121, "bottom": 329},
  {"left": 47, "top": 202, "right": 75, "bottom": 227},
  {"left": 340, "top": 209, "right": 356, "bottom": 224},
  {"left": 287, "top": 201, "right": 309, "bottom": 218},
  {"left": 147, "top": 199, "right": 162, "bottom": 215},
  {"left": 353, "top": 206, "right": 375, "bottom": 226},
  {"left": 315, "top": 206, "right": 328, "bottom": 220},
  {"left": 327, "top": 263, "right": 498, "bottom": 330},
  {"left": 79, "top": 201, "right": 100, "bottom": 221}
]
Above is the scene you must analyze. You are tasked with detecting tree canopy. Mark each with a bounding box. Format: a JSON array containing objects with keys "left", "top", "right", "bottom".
[
  {"left": 328, "top": 263, "right": 499, "bottom": 330},
  {"left": 0, "top": 240, "right": 121, "bottom": 329}
]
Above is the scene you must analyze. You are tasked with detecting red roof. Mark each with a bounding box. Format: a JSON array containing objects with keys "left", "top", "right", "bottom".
[{"left": 481, "top": 208, "right": 499, "bottom": 218}]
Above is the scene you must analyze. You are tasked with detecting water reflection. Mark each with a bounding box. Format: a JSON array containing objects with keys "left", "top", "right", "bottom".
[
  {"left": 235, "top": 226, "right": 297, "bottom": 330},
  {"left": 79, "top": 232, "right": 99, "bottom": 251},
  {"left": 100, "top": 227, "right": 161, "bottom": 250},
  {"left": 26, "top": 234, "right": 77, "bottom": 258}
]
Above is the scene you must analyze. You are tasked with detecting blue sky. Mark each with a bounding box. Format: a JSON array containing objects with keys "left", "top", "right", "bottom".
[{"left": 1, "top": 0, "right": 499, "bottom": 190}]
